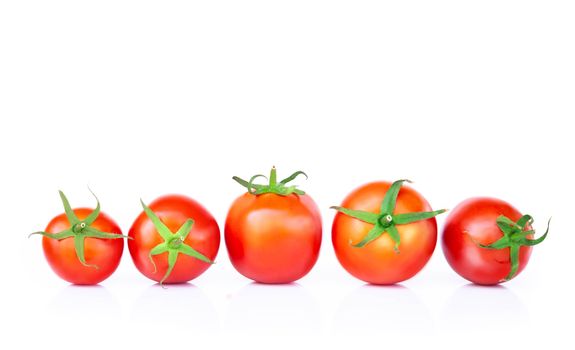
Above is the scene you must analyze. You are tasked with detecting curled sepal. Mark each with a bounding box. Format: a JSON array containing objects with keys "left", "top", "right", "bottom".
[
  {"left": 142, "top": 199, "right": 213, "bottom": 288},
  {"left": 519, "top": 218, "right": 551, "bottom": 246},
  {"left": 83, "top": 188, "right": 101, "bottom": 225},
  {"left": 74, "top": 235, "right": 98, "bottom": 269},
  {"left": 30, "top": 190, "right": 128, "bottom": 269},
  {"left": 475, "top": 214, "right": 551, "bottom": 281},
  {"left": 280, "top": 171, "right": 308, "bottom": 185},
  {"left": 233, "top": 166, "right": 309, "bottom": 196}
]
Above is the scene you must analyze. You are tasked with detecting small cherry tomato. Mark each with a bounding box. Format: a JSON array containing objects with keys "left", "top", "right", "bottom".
[
  {"left": 128, "top": 195, "right": 220, "bottom": 285},
  {"left": 331, "top": 180, "right": 445, "bottom": 285},
  {"left": 31, "top": 191, "right": 125, "bottom": 285},
  {"left": 442, "top": 197, "right": 549, "bottom": 285},
  {"left": 225, "top": 167, "right": 322, "bottom": 284}
]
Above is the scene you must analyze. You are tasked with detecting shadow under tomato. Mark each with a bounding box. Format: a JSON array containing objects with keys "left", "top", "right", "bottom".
[
  {"left": 48, "top": 284, "right": 121, "bottom": 322},
  {"left": 225, "top": 282, "right": 321, "bottom": 335},
  {"left": 332, "top": 283, "right": 433, "bottom": 336},
  {"left": 440, "top": 283, "right": 529, "bottom": 333},
  {"left": 130, "top": 282, "right": 219, "bottom": 332}
]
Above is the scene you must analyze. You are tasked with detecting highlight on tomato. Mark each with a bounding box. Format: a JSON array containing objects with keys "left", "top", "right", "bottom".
[
  {"left": 225, "top": 166, "right": 322, "bottom": 284},
  {"left": 331, "top": 180, "right": 446, "bottom": 285},
  {"left": 29, "top": 190, "right": 127, "bottom": 285},
  {"left": 442, "top": 197, "right": 550, "bottom": 285},
  {"left": 128, "top": 195, "right": 220, "bottom": 286}
]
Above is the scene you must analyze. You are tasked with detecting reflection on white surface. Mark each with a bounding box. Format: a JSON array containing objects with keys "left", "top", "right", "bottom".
[
  {"left": 441, "top": 284, "right": 529, "bottom": 333},
  {"left": 48, "top": 285, "right": 120, "bottom": 322},
  {"left": 332, "top": 284, "right": 433, "bottom": 335},
  {"left": 130, "top": 283, "right": 219, "bottom": 332},
  {"left": 225, "top": 282, "right": 321, "bottom": 335}
]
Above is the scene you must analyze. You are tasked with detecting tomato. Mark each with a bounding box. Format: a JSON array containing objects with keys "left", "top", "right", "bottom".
[
  {"left": 128, "top": 195, "right": 220, "bottom": 285},
  {"left": 225, "top": 167, "right": 322, "bottom": 284},
  {"left": 331, "top": 180, "right": 445, "bottom": 284},
  {"left": 31, "top": 191, "right": 125, "bottom": 285},
  {"left": 441, "top": 197, "right": 549, "bottom": 285}
]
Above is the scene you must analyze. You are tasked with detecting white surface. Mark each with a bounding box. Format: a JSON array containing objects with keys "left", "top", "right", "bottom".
[{"left": 1, "top": 1, "right": 574, "bottom": 349}]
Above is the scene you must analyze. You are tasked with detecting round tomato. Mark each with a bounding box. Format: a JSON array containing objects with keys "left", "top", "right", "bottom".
[
  {"left": 128, "top": 195, "right": 220, "bottom": 285},
  {"left": 332, "top": 180, "right": 445, "bottom": 285},
  {"left": 442, "top": 197, "right": 549, "bottom": 285},
  {"left": 32, "top": 191, "right": 125, "bottom": 285},
  {"left": 225, "top": 167, "right": 322, "bottom": 284}
]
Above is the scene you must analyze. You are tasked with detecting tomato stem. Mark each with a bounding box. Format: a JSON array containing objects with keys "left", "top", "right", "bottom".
[
  {"left": 475, "top": 214, "right": 550, "bottom": 281},
  {"left": 233, "top": 166, "right": 308, "bottom": 196}
]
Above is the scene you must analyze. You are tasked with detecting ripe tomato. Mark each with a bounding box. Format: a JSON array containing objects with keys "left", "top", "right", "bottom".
[
  {"left": 128, "top": 195, "right": 220, "bottom": 285},
  {"left": 331, "top": 180, "right": 445, "bottom": 285},
  {"left": 225, "top": 167, "right": 322, "bottom": 284},
  {"left": 442, "top": 197, "right": 549, "bottom": 285},
  {"left": 31, "top": 191, "right": 125, "bottom": 285}
]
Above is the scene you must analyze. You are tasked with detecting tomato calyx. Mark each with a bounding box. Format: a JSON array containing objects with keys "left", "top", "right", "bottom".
[
  {"left": 233, "top": 166, "right": 308, "bottom": 196},
  {"left": 29, "top": 190, "right": 129, "bottom": 269},
  {"left": 331, "top": 179, "right": 446, "bottom": 253},
  {"left": 140, "top": 200, "right": 213, "bottom": 287},
  {"left": 474, "top": 214, "right": 550, "bottom": 281}
]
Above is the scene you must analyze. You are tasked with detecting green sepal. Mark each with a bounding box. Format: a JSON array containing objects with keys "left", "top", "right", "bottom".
[
  {"left": 352, "top": 225, "right": 385, "bottom": 248},
  {"left": 28, "top": 229, "right": 75, "bottom": 240},
  {"left": 233, "top": 166, "right": 308, "bottom": 196},
  {"left": 74, "top": 235, "right": 98, "bottom": 269},
  {"left": 393, "top": 209, "right": 447, "bottom": 225},
  {"left": 386, "top": 225, "right": 401, "bottom": 253},
  {"left": 330, "top": 206, "right": 378, "bottom": 224},
  {"left": 380, "top": 179, "right": 411, "bottom": 214},
  {"left": 59, "top": 190, "right": 79, "bottom": 224},
  {"left": 140, "top": 199, "right": 172, "bottom": 240},
  {"left": 83, "top": 226, "right": 130, "bottom": 240},
  {"left": 83, "top": 188, "right": 101, "bottom": 225},
  {"left": 179, "top": 244, "right": 214, "bottom": 264}
]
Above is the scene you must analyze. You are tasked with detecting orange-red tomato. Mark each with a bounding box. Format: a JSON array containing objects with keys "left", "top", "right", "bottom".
[
  {"left": 42, "top": 208, "right": 124, "bottom": 285},
  {"left": 332, "top": 181, "right": 439, "bottom": 284},
  {"left": 225, "top": 192, "right": 322, "bottom": 283},
  {"left": 128, "top": 195, "right": 220, "bottom": 284}
]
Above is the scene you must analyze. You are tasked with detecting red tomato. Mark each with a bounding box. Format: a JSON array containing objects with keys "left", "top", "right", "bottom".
[
  {"left": 128, "top": 195, "right": 220, "bottom": 284},
  {"left": 332, "top": 180, "right": 445, "bottom": 285},
  {"left": 33, "top": 191, "right": 125, "bottom": 285},
  {"left": 225, "top": 167, "right": 322, "bottom": 284},
  {"left": 442, "top": 197, "right": 549, "bottom": 285}
]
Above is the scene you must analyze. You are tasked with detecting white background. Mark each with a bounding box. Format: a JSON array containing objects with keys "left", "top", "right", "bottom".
[{"left": 1, "top": 1, "right": 574, "bottom": 349}]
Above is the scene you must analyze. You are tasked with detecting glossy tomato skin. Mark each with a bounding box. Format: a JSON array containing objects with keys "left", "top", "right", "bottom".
[
  {"left": 442, "top": 197, "right": 532, "bottom": 285},
  {"left": 332, "top": 182, "right": 437, "bottom": 285},
  {"left": 42, "top": 208, "right": 124, "bottom": 285},
  {"left": 225, "top": 193, "right": 322, "bottom": 284},
  {"left": 128, "top": 195, "right": 220, "bottom": 284}
]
